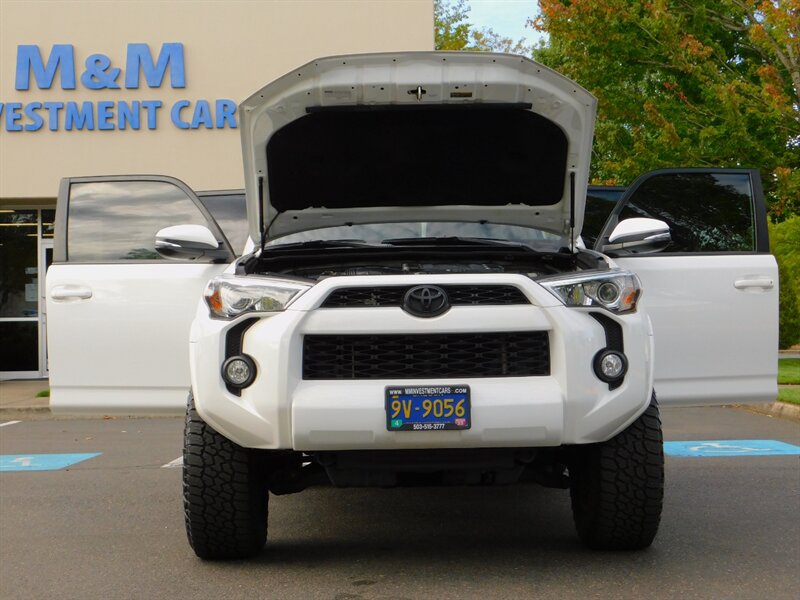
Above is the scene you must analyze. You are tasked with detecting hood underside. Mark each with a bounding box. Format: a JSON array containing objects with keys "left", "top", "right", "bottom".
[{"left": 240, "top": 52, "right": 597, "bottom": 246}]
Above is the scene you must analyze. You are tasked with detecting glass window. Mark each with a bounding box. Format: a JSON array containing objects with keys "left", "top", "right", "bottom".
[
  {"left": 0, "top": 209, "right": 39, "bottom": 317},
  {"left": 583, "top": 187, "right": 626, "bottom": 248},
  {"left": 67, "top": 181, "right": 216, "bottom": 262},
  {"left": 617, "top": 173, "right": 755, "bottom": 253},
  {"left": 41, "top": 209, "right": 55, "bottom": 239},
  {"left": 197, "top": 193, "right": 248, "bottom": 255}
]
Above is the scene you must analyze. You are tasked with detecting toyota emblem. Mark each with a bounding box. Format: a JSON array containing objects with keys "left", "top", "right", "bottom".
[{"left": 403, "top": 285, "right": 450, "bottom": 318}]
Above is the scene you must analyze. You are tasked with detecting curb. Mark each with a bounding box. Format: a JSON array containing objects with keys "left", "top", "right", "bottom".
[
  {"left": 736, "top": 401, "right": 800, "bottom": 422},
  {"left": 0, "top": 407, "right": 53, "bottom": 421},
  {"left": 0, "top": 408, "right": 178, "bottom": 420},
  {"left": 0, "top": 406, "right": 51, "bottom": 415}
]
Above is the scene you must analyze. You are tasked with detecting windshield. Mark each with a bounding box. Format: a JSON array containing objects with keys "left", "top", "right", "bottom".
[{"left": 265, "top": 222, "right": 565, "bottom": 250}]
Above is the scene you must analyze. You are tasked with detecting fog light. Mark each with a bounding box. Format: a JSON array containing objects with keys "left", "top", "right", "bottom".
[
  {"left": 593, "top": 349, "right": 627, "bottom": 383},
  {"left": 222, "top": 355, "right": 257, "bottom": 388}
]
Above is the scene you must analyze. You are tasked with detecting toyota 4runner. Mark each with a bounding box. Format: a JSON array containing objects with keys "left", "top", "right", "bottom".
[{"left": 46, "top": 53, "right": 778, "bottom": 559}]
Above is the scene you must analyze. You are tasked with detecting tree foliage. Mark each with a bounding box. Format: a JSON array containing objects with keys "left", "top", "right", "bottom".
[
  {"left": 532, "top": 0, "right": 799, "bottom": 218},
  {"left": 770, "top": 216, "right": 800, "bottom": 347},
  {"left": 435, "top": 0, "right": 533, "bottom": 54}
]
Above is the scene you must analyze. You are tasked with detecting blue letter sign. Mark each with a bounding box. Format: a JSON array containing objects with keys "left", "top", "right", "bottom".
[
  {"left": 125, "top": 43, "right": 185, "bottom": 89},
  {"left": 5, "top": 42, "right": 238, "bottom": 132},
  {"left": 15, "top": 44, "right": 76, "bottom": 90}
]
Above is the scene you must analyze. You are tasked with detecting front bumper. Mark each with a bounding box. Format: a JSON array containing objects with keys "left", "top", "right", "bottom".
[{"left": 190, "top": 273, "right": 654, "bottom": 450}]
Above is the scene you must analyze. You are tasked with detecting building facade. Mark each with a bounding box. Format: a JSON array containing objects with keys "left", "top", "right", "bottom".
[{"left": 0, "top": 0, "right": 433, "bottom": 379}]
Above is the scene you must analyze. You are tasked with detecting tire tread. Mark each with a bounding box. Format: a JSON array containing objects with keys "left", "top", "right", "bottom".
[
  {"left": 182, "top": 394, "right": 268, "bottom": 559},
  {"left": 570, "top": 394, "right": 665, "bottom": 550}
]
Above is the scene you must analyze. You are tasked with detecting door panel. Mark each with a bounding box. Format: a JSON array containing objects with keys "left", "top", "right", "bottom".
[
  {"left": 47, "top": 176, "right": 234, "bottom": 414},
  {"left": 47, "top": 263, "right": 226, "bottom": 412},
  {"left": 596, "top": 169, "right": 778, "bottom": 406}
]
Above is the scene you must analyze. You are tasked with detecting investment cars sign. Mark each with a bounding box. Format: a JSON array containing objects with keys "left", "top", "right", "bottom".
[{"left": 1, "top": 43, "right": 237, "bottom": 132}]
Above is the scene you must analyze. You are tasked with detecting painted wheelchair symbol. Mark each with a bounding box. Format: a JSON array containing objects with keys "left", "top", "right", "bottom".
[{"left": 687, "top": 442, "right": 769, "bottom": 454}]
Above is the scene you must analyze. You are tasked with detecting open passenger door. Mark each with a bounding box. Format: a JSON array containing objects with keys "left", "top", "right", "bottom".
[
  {"left": 595, "top": 168, "right": 778, "bottom": 406},
  {"left": 47, "top": 176, "right": 236, "bottom": 413}
]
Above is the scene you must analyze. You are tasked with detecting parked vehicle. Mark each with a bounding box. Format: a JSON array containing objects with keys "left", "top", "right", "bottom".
[{"left": 47, "top": 52, "right": 778, "bottom": 559}]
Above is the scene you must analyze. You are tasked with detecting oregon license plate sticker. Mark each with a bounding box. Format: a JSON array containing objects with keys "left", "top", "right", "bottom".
[{"left": 385, "top": 385, "right": 471, "bottom": 431}]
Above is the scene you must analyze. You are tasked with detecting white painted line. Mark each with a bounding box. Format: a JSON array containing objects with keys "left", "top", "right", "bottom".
[
  {"left": 161, "top": 456, "right": 183, "bottom": 468},
  {"left": 0, "top": 421, "right": 22, "bottom": 428}
]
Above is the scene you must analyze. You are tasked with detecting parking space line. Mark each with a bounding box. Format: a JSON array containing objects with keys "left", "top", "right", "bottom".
[
  {"left": 0, "top": 421, "right": 22, "bottom": 428},
  {"left": 161, "top": 456, "right": 183, "bottom": 468}
]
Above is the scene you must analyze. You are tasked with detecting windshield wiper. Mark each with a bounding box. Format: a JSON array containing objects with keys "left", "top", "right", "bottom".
[
  {"left": 381, "top": 236, "right": 534, "bottom": 250},
  {"left": 264, "top": 239, "right": 387, "bottom": 251}
]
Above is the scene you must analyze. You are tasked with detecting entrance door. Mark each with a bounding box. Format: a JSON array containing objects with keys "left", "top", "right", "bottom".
[
  {"left": 39, "top": 238, "right": 54, "bottom": 377},
  {"left": 0, "top": 208, "right": 41, "bottom": 380}
]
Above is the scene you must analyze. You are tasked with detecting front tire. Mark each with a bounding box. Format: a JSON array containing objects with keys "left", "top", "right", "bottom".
[
  {"left": 183, "top": 393, "right": 269, "bottom": 559},
  {"left": 569, "top": 394, "right": 664, "bottom": 550}
]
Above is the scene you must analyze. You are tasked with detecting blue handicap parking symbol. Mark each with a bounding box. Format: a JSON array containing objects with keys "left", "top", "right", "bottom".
[
  {"left": 0, "top": 453, "right": 101, "bottom": 472},
  {"left": 664, "top": 440, "right": 800, "bottom": 457}
]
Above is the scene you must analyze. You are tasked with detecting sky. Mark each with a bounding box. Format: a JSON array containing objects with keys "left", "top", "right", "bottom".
[{"left": 465, "top": 0, "right": 545, "bottom": 47}]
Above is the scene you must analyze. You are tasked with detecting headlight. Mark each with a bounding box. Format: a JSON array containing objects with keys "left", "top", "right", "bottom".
[
  {"left": 204, "top": 275, "right": 311, "bottom": 318},
  {"left": 539, "top": 270, "right": 641, "bottom": 313}
]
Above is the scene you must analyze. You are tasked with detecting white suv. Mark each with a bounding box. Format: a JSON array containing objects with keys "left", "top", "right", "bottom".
[{"left": 46, "top": 53, "right": 778, "bottom": 560}]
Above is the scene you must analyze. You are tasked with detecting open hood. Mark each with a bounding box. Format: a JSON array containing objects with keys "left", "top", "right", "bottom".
[{"left": 240, "top": 52, "right": 596, "bottom": 247}]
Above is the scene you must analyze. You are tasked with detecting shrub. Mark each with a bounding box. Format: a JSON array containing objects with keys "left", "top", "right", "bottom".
[{"left": 770, "top": 218, "right": 800, "bottom": 349}]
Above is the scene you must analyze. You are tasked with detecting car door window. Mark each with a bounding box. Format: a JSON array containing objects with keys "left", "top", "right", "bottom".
[
  {"left": 608, "top": 171, "right": 759, "bottom": 253},
  {"left": 197, "top": 192, "right": 248, "bottom": 256},
  {"left": 65, "top": 179, "right": 232, "bottom": 262},
  {"left": 582, "top": 186, "right": 626, "bottom": 248}
]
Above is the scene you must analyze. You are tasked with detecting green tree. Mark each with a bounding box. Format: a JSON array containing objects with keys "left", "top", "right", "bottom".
[
  {"left": 770, "top": 216, "right": 800, "bottom": 348},
  {"left": 776, "top": 259, "right": 800, "bottom": 348},
  {"left": 435, "top": 0, "right": 533, "bottom": 54},
  {"left": 435, "top": 0, "right": 473, "bottom": 50},
  {"left": 533, "top": 0, "right": 799, "bottom": 218}
]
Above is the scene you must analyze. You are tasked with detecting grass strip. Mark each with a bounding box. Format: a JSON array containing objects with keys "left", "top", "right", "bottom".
[
  {"left": 778, "top": 359, "right": 800, "bottom": 385},
  {"left": 778, "top": 387, "right": 800, "bottom": 405}
]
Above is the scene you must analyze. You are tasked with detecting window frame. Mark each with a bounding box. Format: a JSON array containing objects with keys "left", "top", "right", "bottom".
[
  {"left": 593, "top": 168, "right": 769, "bottom": 256},
  {"left": 55, "top": 175, "right": 236, "bottom": 264},
  {"left": 196, "top": 189, "right": 247, "bottom": 257},
  {"left": 582, "top": 185, "right": 627, "bottom": 248}
]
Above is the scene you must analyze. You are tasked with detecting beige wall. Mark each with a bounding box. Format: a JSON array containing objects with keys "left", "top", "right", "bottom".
[{"left": 0, "top": 0, "right": 433, "bottom": 198}]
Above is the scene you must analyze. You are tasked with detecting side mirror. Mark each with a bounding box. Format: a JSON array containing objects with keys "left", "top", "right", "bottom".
[
  {"left": 601, "top": 218, "right": 671, "bottom": 254},
  {"left": 155, "top": 224, "right": 228, "bottom": 261}
]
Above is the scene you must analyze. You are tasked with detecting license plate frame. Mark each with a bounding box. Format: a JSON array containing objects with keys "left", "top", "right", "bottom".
[{"left": 385, "top": 385, "right": 471, "bottom": 431}]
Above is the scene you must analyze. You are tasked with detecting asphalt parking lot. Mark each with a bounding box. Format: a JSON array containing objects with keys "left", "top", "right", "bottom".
[{"left": 1, "top": 406, "right": 798, "bottom": 600}]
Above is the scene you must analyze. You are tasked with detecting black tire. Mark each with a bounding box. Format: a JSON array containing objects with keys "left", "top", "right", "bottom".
[
  {"left": 183, "top": 393, "right": 269, "bottom": 559},
  {"left": 569, "top": 393, "right": 664, "bottom": 550}
]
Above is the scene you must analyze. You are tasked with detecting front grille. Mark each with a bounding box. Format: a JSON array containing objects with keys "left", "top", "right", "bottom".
[
  {"left": 321, "top": 285, "right": 529, "bottom": 308},
  {"left": 302, "top": 331, "right": 549, "bottom": 380}
]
